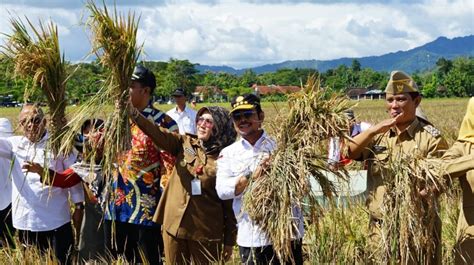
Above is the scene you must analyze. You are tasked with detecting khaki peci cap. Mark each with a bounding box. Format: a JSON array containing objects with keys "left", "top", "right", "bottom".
[{"left": 385, "top": 70, "right": 419, "bottom": 94}]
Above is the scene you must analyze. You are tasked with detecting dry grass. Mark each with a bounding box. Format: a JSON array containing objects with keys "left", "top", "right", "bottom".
[
  {"left": 376, "top": 156, "right": 447, "bottom": 264},
  {"left": 1, "top": 17, "right": 68, "bottom": 154},
  {"left": 58, "top": 1, "right": 141, "bottom": 176}
]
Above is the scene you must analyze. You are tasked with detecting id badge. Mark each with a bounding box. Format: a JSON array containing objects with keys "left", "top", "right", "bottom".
[{"left": 191, "top": 178, "right": 202, "bottom": 195}]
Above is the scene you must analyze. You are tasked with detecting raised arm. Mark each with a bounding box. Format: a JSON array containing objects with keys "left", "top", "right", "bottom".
[
  {"left": 442, "top": 141, "right": 474, "bottom": 179},
  {"left": 131, "top": 109, "right": 183, "bottom": 156},
  {"left": 348, "top": 116, "right": 400, "bottom": 160}
]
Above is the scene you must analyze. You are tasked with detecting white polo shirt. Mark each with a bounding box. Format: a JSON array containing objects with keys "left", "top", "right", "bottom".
[
  {"left": 216, "top": 131, "right": 304, "bottom": 247},
  {"left": 0, "top": 133, "right": 84, "bottom": 231},
  {"left": 166, "top": 105, "right": 197, "bottom": 135}
]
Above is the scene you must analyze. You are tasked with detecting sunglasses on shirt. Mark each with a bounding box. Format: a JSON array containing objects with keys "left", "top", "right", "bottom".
[
  {"left": 197, "top": 117, "right": 214, "bottom": 128},
  {"left": 231, "top": 110, "right": 257, "bottom": 121}
]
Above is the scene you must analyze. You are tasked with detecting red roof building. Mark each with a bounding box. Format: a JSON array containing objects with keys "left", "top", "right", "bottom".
[{"left": 251, "top": 84, "right": 301, "bottom": 96}]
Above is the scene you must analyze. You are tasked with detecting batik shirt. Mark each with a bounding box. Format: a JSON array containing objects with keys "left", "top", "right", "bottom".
[{"left": 106, "top": 103, "right": 178, "bottom": 226}]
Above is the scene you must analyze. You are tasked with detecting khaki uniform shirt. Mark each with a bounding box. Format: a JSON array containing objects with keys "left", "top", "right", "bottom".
[
  {"left": 360, "top": 118, "right": 448, "bottom": 220},
  {"left": 135, "top": 115, "right": 237, "bottom": 246},
  {"left": 442, "top": 141, "right": 474, "bottom": 241}
]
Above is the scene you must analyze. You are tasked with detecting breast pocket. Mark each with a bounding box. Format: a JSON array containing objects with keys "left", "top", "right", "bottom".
[{"left": 371, "top": 145, "right": 390, "bottom": 177}]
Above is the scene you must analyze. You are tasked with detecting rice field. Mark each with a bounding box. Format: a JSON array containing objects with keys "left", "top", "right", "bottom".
[{"left": 0, "top": 97, "right": 470, "bottom": 264}]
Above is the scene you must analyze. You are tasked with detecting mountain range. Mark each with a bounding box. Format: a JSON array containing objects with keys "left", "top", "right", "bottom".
[{"left": 195, "top": 35, "right": 474, "bottom": 75}]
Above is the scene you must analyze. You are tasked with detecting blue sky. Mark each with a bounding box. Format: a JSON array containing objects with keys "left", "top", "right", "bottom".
[{"left": 1, "top": 0, "right": 473, "bottom": 68}]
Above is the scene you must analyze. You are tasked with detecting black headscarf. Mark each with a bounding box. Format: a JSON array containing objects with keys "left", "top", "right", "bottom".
[{"left": 197, "top": 106, "right": 237, "bottom": 155}]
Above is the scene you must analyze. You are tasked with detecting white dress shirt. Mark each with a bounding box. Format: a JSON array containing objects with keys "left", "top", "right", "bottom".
[
  {"left": 0, "top": 133, "right": 84, "bottom": 231},
  {"left": 216, "top": 131, "right": 304, "bottom": 247},
  {"left": 0, "top": 142, "right": 12, "bottom": 210},
  {"left": 166, "top": 105, "right": 197, "bottom": 135}
]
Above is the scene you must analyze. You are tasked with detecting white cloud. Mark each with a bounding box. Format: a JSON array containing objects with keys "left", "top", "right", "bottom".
[{"left": 0, "top": 0, "right": 472, "bottom": 68}]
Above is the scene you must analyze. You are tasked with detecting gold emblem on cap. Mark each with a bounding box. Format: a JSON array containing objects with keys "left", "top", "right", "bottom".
[
  {"left": 396, "top": 84, "right": 404, "bottom": 93},
  {"left": 236, "top": 96, "right": 244, "bottom": 102}
]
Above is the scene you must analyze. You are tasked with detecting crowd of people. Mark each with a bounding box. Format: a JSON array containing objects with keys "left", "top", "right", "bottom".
[{"left": 0, "top": 66, "right": 473, "bottom": 264}]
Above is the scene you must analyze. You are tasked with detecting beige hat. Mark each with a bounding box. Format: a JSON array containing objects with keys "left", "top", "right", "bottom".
[
  {"left": 385, "top": 70, "right": 419, "bottom": 94},
  {"left": 0, "top": 118, "right": 13, "bottom": 137}
]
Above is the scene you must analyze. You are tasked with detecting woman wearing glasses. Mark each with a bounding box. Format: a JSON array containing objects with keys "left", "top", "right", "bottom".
[{"left": 130, "top": 106, "right": 237, "bottom": 264}]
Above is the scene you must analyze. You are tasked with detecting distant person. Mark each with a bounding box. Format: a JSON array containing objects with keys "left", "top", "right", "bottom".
[
  {"left": 0, "top": 118, "right": 15, "bottom": 248},
  {"left": 1, "top": 104, "right": 84, "bottom": 264},
  {"left": 166, "top": 88, "right": 197, "bottom": 135},
  {"left": 328, "top": 109, "right": 372, "bottom": 168},
  {"left": 345, "top": 109, "right": 372, "bottom": 137}
]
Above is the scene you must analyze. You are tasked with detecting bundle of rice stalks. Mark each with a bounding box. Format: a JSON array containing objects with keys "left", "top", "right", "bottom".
[
  {"left": 2, "top": 17, "right": 68, "bottom": 154},
  {"left": 59, "top": 1, "right": 141, "bottom": 175},
  {"left": 243, "top": 75, "right": 354, "bottom": 261},
  {"left": 376, "top": 155, "right": 448, "bottom": 264}
]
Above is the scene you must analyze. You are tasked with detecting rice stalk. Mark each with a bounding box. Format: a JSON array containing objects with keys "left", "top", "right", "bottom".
[
  {"left": 243, "top": 75, "right": 354, "bottom": 261},
  {"left": 376, "top": 154, "right": 448, "bottom": 264},
  {"left": 59, "top": 1, "right": 142, "bottom": 177},
  {"left": 2, "top": 17, "right": 68, "bottom": 155}
]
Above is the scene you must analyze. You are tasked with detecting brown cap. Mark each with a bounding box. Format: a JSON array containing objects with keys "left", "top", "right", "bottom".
[{"left": 385, "top": 70, "right": 418, "bottom": 94}]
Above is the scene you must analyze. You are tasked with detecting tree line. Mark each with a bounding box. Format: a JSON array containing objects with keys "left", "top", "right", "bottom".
[{"left": 0, "top": 56, "right": 472, "bottom": 103}]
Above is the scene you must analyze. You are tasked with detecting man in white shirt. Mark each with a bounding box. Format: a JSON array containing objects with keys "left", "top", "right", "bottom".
[
  {"left": 166, "top": 88, "right": 197, "bottom": 135},
  {"left": 0, "top": 104, "right": 84, "bottom": 264},
  {"left": 0, "top": 118, "right": 15, "bottom": 247},
  {"left": 216, "top": 94, "right": 304, "bottom": 265}
]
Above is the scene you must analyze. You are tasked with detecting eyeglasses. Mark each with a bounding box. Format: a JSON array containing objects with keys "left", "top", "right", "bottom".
[
  {"left": 19, "top": 116, "right": 43, "bottom": 127},
  {"left": 231, "top": 110, "right": 257, "bottom": 121},
  {"left": 197, "top": 117, "right": 214, "bottom": 128}
]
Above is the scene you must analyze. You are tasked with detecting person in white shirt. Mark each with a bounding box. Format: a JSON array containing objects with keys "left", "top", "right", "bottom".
[
  {"left": 0, "top": 104, "right": 84, "bottom": 264},
  {"left": 216, "top": 94, "right": 304, "bottom": 265},
  {"left": 166, "top": 88, "right": 197, "bottom": 135},
  {"left": 0, "top": 118, "right": 15, "bottom": 247}
]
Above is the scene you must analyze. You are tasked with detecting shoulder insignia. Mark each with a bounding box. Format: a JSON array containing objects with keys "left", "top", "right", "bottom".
[{"left": 423, "top": 124, "right": 441, "bottom": 138}]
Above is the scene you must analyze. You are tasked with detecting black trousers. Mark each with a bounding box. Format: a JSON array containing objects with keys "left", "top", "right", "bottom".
[
  {"left": 18, "top": 222, "right": 74, "bottom": 265},
  {"left": 0, "top": 204, "right": 15, "bottom": 248},
  {"left": 104, "top": 220, "right": 163, "bottom": 264},
  {"left": 239, "top": 240, "right": 303, "bottom": 265}
]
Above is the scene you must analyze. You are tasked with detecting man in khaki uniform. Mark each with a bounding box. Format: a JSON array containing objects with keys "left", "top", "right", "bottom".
[
  {"left": 348, "top": 71, "right": 448, "bottom": 264},
  {"left": 442, "top": 97, "right": 474, "bottom": 264}
]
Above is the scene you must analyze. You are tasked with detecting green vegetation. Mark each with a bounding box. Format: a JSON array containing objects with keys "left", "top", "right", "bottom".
[{"left": 0, "top": 57, "right": 472, "bottom": 103}]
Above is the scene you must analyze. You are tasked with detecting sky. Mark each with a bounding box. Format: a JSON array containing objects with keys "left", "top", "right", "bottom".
[{"left": 0, "top": 0, "right": 473, "bottom": 69}]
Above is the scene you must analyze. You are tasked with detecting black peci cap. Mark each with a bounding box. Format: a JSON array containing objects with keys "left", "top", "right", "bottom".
[
  {"left": 230, "top": 94, "right": 261, "bottom": 114},
  {"left": 131, "top": 65, "right": 156, "bottom": 89},
  {"left": 171, "top": 88, "right": 186, "bottom": 97}
]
